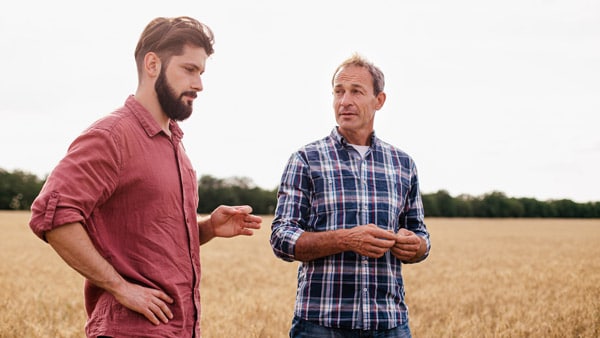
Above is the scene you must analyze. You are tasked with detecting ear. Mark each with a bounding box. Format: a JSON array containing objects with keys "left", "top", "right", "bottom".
[
  {"left": 143, "top": 52, "right": 161, "bottom": 78},
  {"left": 375, "top": 91, "right": 386, "bottom": 110}
]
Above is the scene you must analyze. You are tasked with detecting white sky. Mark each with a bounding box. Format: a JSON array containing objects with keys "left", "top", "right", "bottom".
[{"left": 1, "top": 0, "right": 599, "bottom": 202}]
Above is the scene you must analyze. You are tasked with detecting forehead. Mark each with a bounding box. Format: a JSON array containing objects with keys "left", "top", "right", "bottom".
[
  {"left": 170, "top": 45, "right": 208, "bottom": 67},
  {"left": 333, "top": 65, "right": 373, "bottom": 90}
]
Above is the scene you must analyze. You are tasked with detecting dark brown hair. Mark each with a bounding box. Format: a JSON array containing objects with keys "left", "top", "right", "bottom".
[{"left": 134, "top": 16, "right": 215, "bottom": 75}]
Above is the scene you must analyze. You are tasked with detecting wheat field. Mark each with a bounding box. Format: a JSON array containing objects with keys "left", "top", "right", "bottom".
[{"left": 1, "top": 211, "right": 599, "bottom": 337}]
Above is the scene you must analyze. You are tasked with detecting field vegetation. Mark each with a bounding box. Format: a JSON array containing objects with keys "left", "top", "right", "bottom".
[
  {"left": 3, "top": 168, "right": 600, "bottom": 218},
  {"left": 1, "top": 211, "right": 599, "bottom": 337}
]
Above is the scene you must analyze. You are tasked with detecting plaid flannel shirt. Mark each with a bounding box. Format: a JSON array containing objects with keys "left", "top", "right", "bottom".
[{"left": 270, "top": 128, "right": 430, "bottom": 330}]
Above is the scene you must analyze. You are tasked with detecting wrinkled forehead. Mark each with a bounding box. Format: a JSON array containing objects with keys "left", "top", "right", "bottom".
[{"left": 333, "top": 65, "right": 374, "bottom": 90}]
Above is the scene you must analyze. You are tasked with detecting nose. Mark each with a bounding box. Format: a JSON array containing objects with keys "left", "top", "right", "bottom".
[
  {"left": 192, "top": 76, "right": 203, "bottom": 92},
  {"left": 338, "top": 92, "right": 352, "bottom": 106}
]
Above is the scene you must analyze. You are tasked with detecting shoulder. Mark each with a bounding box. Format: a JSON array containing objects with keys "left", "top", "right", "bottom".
[
  {"left": 76, "top": 105, "right": 144, "bottom": 147},
  {"left": 62, "top": 106, "right": 140, "bottom": 156},
  {"left": 87, "top": 106, "right": 135, "bottom": 133},
  {"left": 289, "top": 134, "right": 335, "bottom": 163},
  {"left": 302, "top": 134, "right": 332, "bottom": 151},
  {"left": 373, "top": 136, "right": 417, "bottom": 168}
]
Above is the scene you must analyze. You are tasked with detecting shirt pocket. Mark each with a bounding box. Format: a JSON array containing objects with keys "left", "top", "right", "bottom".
[{"left": 311, "top": 174, "right": 360, "bottom": 231}]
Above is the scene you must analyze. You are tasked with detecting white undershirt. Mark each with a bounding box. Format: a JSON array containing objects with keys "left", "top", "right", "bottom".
[{"left": 350, "top": 144, "right": 370, "bottom": 158}]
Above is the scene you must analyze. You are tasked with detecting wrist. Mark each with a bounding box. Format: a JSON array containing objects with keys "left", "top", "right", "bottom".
[
  {"left": 415, "top": 236, "right": 426, "bottom": 259},
  {"left": 198, "top": 215, "right": 216, "bottom": 243},
  {"left": 336, "top": 228, "right": 352, "bottom": 252}
]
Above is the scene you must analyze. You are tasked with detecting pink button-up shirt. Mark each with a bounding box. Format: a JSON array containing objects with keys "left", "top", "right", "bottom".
[{"left": 30, "top": 96, "right": 202, "bottom": 337}]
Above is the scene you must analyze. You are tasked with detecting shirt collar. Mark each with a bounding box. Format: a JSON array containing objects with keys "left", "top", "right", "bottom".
[
  {"left": 331, "top": 127, "right": 377, "bottom": 148},
  {"left": 125, "top": 95, "right": 184, "bottom": 141}
]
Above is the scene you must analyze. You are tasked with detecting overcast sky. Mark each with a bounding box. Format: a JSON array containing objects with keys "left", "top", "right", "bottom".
[{"left": 1, "top": 0, "right": 599, "bottom": 202}]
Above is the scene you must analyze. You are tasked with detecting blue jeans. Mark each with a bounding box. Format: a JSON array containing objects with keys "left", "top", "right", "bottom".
[{"left": 289, "top": 316, "right": 412, "bottom": 338}]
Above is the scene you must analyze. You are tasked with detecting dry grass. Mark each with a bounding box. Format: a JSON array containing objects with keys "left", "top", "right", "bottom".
[
  {"left": 406, "top": 218, "right": 600, "bottom": 338},
  {"left": 1, "top": 211, "right": 599, "bottom": 337},
  {"left": 0, "top": 211, "right": 85, "bottom": 338}
]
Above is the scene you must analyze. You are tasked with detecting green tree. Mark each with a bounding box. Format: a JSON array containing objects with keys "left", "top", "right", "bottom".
[
  {"left": 197, "top": 175, "right": 277, "bottom": 214},
  {"left": 0, "top": 169, "right": 45, "bottom": 210}
]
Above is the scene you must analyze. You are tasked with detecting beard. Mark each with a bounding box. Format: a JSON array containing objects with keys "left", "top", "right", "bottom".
[{"left": 155, "top": 69, "right": 197, "bottom": 121}]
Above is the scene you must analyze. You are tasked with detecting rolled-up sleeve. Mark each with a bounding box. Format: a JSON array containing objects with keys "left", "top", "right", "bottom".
[
  {"left": 401, "top": 161, "right": 431, "bottom": 263},
  {"left": 29, "top": 127, "right": 120, "bottom": 241},
  {"left": 270, "top": 153, "right": 312, "bottom": 262}
]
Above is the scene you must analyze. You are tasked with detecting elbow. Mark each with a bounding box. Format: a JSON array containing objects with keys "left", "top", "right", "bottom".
[
  {"left": 272, "top": 248, "right": 296, "bottom": 262},
  {"left": 269, "top": 232, "right": 297, "bottom": 262}
]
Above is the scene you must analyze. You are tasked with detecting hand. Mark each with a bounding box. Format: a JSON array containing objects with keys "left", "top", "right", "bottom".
[
  {"left": 112, "top": 282, "right": 174, "bottom": 326},
  {"left": 342, "top": 224, "right": 397, "bottom": 258},
  {"left": 391, "top": 228, "right": 423, "bottom": 261},
  {"left": 209, "top": 205, "right": 262, "bottom": 238}
]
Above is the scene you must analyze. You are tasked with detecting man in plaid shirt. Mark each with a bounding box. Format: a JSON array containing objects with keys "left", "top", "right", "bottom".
[{"left": 270, "top": 54, "right": 431, "bottom": 338}]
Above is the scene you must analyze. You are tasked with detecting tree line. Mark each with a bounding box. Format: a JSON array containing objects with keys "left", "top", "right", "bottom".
[
  {"left": 1, "top": 168, "right": 599, "bottom": 217},
  {"left": 422, "top": 190, "right": 600, "bottom": 218}
]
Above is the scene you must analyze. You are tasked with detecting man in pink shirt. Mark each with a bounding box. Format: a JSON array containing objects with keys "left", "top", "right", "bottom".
[{"left": 29, "top": 16, "right": 262, "bottom": 338}]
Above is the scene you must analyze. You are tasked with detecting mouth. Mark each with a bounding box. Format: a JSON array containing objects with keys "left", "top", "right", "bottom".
[
  {"left": 338, "top": 111, "right": 356, "bottom": 118},
  {"left": 181, "top": 92, "right": 197, "bottom": 105},
  {"left": 182, "top": 92, "right": 198, "bottom": 100},
  {"left": 338, "top": 106, "right": 357, "bottom": 115}
]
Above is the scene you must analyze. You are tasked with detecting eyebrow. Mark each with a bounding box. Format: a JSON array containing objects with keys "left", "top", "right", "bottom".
[{"left": 334, "top": 83, "right": 366, "bottom": 90}]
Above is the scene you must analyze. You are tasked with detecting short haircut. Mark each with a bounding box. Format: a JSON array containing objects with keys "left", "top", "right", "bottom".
[
  {"left": 134, "top": 16, "right": 215, "bottom": 75},
  {"left": 332, "top": 53, "right": 385, "bottom": 96}
]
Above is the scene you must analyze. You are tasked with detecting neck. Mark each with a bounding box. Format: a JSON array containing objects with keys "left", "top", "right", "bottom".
[
  {"left": 134, "top": 90, "right": 171, "bottom": 135},
  {"left": 338, "top": 128, "right": 372, "bottom": 146}
]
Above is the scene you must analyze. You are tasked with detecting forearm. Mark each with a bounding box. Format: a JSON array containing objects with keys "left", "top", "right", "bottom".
[
  {"left": 46, "top": 222, "right": 127, "bottom": 295},
  {"left": 294, "top": 230, "right": 348, "bottom": 262}
]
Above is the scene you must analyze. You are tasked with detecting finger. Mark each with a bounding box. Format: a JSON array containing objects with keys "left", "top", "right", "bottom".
[
  {"left": 398, "top": 228, "right": 414, "bottom": 236},
  {"left": 154, "top": 300, "right": 174, "bottom": 320},
  {"left": 243, "top": 221, "right": 262, "bottom": 229},
  {"left": 395, "top": 245, "right": 418, "bottom": 258},
  {"left": 239, "top": 228, "right": 255, "bottom": 236},
  {"left": 233, "top": 205, "right": 253, "bottom": 213},
  {"left": 147, "top": 302, "right": 169, "bottom": 324},
  {"left": 373, "top": 238, "right": 396, "bottom": 248},
  {"left": 142, "top": 308, "right": 161, "bottom": 326},
  {"left": 391, "top": 248, "right": 411, "bottom": 260},
  {"left": 394, "top": 242, "right": 420, "bottom": 252},
  {"left": 363, "top": 249, "right": 383, "bottom": 258},
  {"left": 151, "top": 291, "right": 174, "bottom": 320},
  {"left": 368, "top": 226, "right": 398, "bottom": 240},
  {"left": 214, "top": 205, "right": 243, "bottom": 216},
  {"left": 154, "top": 290, "right": 174, "bottom": 304},
  {"left": 244, "top": 214, "right": 263, "bottom": 224},
  {"left": 370, "top": 246, "right": 391, "bottom": 258},
  {"left": 395, "top": 235, "right": 420, "bottom": 245}
]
